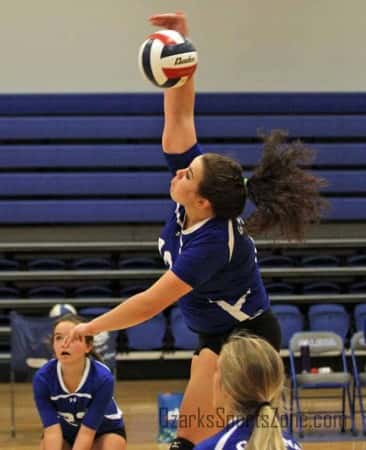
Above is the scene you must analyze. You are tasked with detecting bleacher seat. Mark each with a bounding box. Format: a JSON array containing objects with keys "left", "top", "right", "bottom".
[
  {"left": 0, "top": 258, "right": 19, "bottom": 271},
  {"left": 170, "top": 307, "right": 199, "bottom": 350},
  {"left": 271, "top": 304, "right": 304, "bottom": 348},
  {"left": 353, "top": 304, "right": 366, "bottom": 332},
  {"left": 265, "top": 282, "right": 296, "bottom": 295},
  {"left": 0, "top": 93, "right": 365, "bottom": 224},
  {"left": 302, "top": 281, "right": 341, "bottom": 295},
  {"left": 120, "top": 284, "right": 150, "bottom": 297},
  {"left": 347, "top": 254, "right": 366, "bottom": 266},
  {"left": 0, "top": 286, "right": 20, "bottom": 299},
  {"left": 118, "top": 257, "right": 161, "bottom": 269},
  {"left": 301, "top": 255, "right": 340, "bottom": 267},
  {"left": 308, "top": 304, "right": 350, "bottom": 340},
  {"left": 78, "top": 306, "right": 111, "bottom": 317},
  {"left": 27, "top": 285, "right": 65, "bottom": 299},
  {"left": 72, "top": 285, "right": 113, "bottom": 298},
  {"left": 28, "top": 258, "right": 66, "bottom": 270},
  {"left": 125, "top": 313, "right": 166, "bottom": 350},
  {"left": 71, "top": 257, "right": 113, "bottom": 270},
  {"left": 259, "top": 255, "right": 295, "bottom": 267},
  {"left": 349, "top": 281, "right": 366, "bottom": 293}
]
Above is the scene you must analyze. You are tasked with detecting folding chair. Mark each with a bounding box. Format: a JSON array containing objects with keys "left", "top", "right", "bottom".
[
  {"left": 350, "top": 331, "right": 366, "bottom": 434},
  {"left": 170, "top": 307, "right": 199, "bottom": 350},
  {"left": 289, "top": 331, "right": 355, "bottom": 436},
  {"left": 271, "top": 304, "right": 304, "bottom": 349},
  {"left": 9, "top": 311, "right": 53, "bottom": 437}
]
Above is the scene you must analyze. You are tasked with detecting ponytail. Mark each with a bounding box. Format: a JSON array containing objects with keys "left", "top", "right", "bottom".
[
  {"left": 245, "top": 130, "right": 328, "bottom": 241},
  {"left": 246, "top": 404, "right": 285, "bottom": 450}
]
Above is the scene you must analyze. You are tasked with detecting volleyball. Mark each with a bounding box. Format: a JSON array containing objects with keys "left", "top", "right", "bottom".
[
  {"left": 138, "top": 29, "right": 198, "bottom": 89},
  {"left": 49, "top": 303, "right": 77, "bottom": 318}
]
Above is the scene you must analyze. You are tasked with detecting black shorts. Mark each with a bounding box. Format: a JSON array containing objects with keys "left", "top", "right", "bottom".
[
  {"left": 195, "top": 308, "right": 281, "bottom": 355},
  {"left": 63, "top": 426, "right": 127, "bottom": 447}
]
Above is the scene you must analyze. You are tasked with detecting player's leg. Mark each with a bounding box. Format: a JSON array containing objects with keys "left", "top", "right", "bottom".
[
  {"left": 170, "top": 348, "right": 223, "bottom": 449},
  {"left": 92, "top": 432, "right": 126, "bottom": 450}
]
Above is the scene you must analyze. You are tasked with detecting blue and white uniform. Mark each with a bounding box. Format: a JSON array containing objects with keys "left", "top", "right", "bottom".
[
  {"left": 159, "top": 143, "right": 269, "bottom": 335},
  {"left": 194, "top": 418, "right": 301, "bottom": 450},
  {"left": 33, "top": 357, "right": 124, "bottom": 444}
]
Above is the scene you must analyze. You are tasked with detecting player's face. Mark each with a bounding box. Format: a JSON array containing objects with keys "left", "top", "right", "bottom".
[
  {"left": 53, "top": 321, "right": 92, "bottom": 363},
  {"left": 170, "top": 155, "right": 205, "bottom": 206}
]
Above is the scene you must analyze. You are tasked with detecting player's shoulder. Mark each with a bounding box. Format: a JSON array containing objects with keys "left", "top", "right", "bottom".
[
  {"left": 90, "top": 358, "right": 113, "bottom": 381},
  {"left": 33, "top": 358, "right": 57, "bottom": 386},
  {"left": 34, "top": 358, "right": 57, "bottom": 377}
]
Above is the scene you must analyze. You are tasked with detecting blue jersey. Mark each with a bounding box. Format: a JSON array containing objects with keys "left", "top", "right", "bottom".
[
  {"left": 33, "top": 358, "right": 124, "bottom": 443},
  {"left": 159, "top": 143, "right": 269, "bottom": 334},
  {"left": 194, "top": 418, "right": 301, "bottom": 450}
]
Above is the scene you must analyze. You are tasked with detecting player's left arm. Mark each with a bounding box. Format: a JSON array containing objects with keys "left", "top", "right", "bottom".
[{"left": 66, "top": 270, "right": 192, "bottom": 339}]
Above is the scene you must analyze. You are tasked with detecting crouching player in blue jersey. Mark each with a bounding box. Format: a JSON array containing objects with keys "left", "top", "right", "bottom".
[
  {"left": 33, "top": 314, "right": 126, "bottom": 450},
  {"left": 194, "top": 333, "right": 301, "bottom": 450},
  {"left": 65, "top": 12, "right": 326, "bottom": 450}
]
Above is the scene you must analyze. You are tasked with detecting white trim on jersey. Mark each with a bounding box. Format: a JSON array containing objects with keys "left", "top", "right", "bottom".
[
  {"left": 214, "top": 420, "right": 244, "bottom": 450},
  {"left": 181, "top": 216, "right": 212, "bottom": 235},
  {"left": 175, "top": 203, "right": 184, "bottom": 228},
  {"left": 209, "top": 289, "right": 251, "bottom": 321},
  {"left": 105, "top": 404, "right": 123, "bottom": 420},
  {"left": 50, "top": 392, "right": 92, "bottom": 401},
  {"left": 228, "top": 220, "right": 234, "bottom": 263},
  {"left": 57, "top": 357, "right": 91, "bottom": 393},
  {"left": 94, "top": 359, "right": 112, "bottom": 373}
]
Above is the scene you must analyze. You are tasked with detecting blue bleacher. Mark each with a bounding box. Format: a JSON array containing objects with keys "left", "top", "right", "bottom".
[{"left": 0, "top": 93, "right": 365, "bottom": 224}]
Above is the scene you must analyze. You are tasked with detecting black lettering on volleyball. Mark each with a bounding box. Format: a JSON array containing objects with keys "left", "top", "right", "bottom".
[{"left": 174, "top": 55, "right": 195, "bottom": 65}]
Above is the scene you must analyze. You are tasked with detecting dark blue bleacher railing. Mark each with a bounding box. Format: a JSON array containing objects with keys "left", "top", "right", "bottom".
[{"left": 0, "top": 93, "right": 366, "bottom": 224}]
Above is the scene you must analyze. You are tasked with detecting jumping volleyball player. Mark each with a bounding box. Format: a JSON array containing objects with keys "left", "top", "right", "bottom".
[
  {"left": 33, "top": 314, "right": 126, "bottom": 450},
  {"left": 65, "top": 11, "right": 326, "bottom": 450}
]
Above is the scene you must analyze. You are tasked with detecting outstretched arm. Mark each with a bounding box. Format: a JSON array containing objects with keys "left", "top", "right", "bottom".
[
  {"left": 149, "top": 12, "right": 197, "bottom": 154},
  {"left": 65, "top": 270, "right": 192, "bottom": 341}
]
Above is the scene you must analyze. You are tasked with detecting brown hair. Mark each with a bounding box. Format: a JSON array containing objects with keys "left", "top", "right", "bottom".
[
  {"left": 52, "top": 313, "right": 102, "bottom": 361},
  {"left": 199, "top": 130, "right": 328, "bottom": 241},
  {"left": 219, "top": 333, "right": 286, "bottom": 450}
]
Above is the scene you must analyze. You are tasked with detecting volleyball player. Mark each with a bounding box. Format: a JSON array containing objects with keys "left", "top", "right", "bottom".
[
  {"left": 33, "top": 314, "right": 126, "bottom": 450},
  {"left": 65, "top": 11, "right": 325, "bottom": 449}
]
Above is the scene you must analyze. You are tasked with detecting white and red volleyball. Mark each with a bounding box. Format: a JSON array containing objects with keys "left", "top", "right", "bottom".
[{"left": 138, "top": 29, "right": 198, "bottom": 89}]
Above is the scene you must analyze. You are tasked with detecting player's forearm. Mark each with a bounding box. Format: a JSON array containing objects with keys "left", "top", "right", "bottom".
[
  {"left": 43, "top": 424, "right": 64, "bottom": 450},
  {"left": 72, "top": 425, "right": 95, "bottom": 450},
  {"left": 162, "top": 77, "right": 197, "bottom": 154},
  {"left": 87, "top": 291, "right": 159, "bottom": 335}
]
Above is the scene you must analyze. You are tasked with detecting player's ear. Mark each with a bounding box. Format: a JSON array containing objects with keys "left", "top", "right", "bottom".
[{"left": 197, "top": 196, "right": 212, "bottom": 211}]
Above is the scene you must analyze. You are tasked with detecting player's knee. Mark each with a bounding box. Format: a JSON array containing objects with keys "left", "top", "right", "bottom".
[{"left": 169, "top": 437, "right": 195, "bottom": 450}]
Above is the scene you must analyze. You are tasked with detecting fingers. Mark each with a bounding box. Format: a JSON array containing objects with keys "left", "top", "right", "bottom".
[
  {"left": 63, "top": 329, "right": 82, "bottom": 346},
  {"left": 148, "top": 12, "right": 188, "bottom": 35}
]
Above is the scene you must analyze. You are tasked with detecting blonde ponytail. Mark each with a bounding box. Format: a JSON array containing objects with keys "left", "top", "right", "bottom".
[
  {"left": 219, "top": 333, "right": 287, "bottom": 450},
  {"left": 246, "top": 405, "right": 285, "bottom": 450}
]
